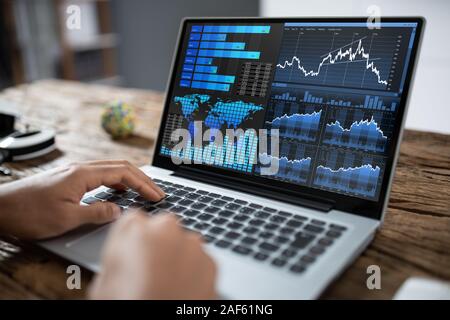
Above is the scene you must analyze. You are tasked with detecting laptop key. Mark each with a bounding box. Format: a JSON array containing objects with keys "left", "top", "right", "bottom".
[
  {"left": 291, "top": 233, "right": 315, "bottom": 249},
  {"left": 259, "top": 242, "right": 279, "bottom": 252},
  {"left": 180, "top": 218, "right": 196, "bottom": 226},
  {"left": 329, "top": 224, "right": 347, "bottom": 231},
  {"left": 278, "top": 211, "right": 293, "bottom": 217},
  {"left": 171, "top": 205, "right": 186, "bottom": 213},
  {"left": 254, "top": 252, "right": 269, "bottom": 261},
  {"left": 82, "top": 197, "right": 101, "bottom": 204},
  {"left": 243, "top": 226, "right": 259, "bottom": 234},
  {"left": 204, "top": 206, "right": 220, "bottom": 214},
  {"left": 292, "top": 215, "right": 308, "bottom": 221},
  {"left": 221, "top": 196, "right": 234, "bottom": 201},
  {"left": 290, "top": 264, "right": 306, "bottom": 274},
  {"left": 239, "top": 207, "right": 255, "bottom": 214},
  {"left": 264, "top": 223, "right": 279, "bottom": 230},
  {"left": 326, "top": 230, "right": 342, "bottom": 238},
  {"left": 183, "top": 187, "right": 196, "bottom": 192},
  {"left": 208, "top": 226, "right": 225, "bottom": 235},
  {"left": 234, "top": 199, "right": 248, "bottom": 205},
  {"left": 282, "top": 249, "right": 297, "bottom": 258},
  {"left": 309, "top": 245, "right": 326, "bottom": 255},
  {"left": 274, "top": 236, "right": 290, "bottom": 244},
  {"left": 197, "top": 213, "right": 214, "bottom": 221},
  {"left": 95, "top": 192, "right": 112, "bottom": 200},
  {"left": 211, "top": 199, "right": 227, "bottom": 207},
  {"left": 225, "top": 203, "right": 241, "bottom": 211},
  {"left": 172, "top": 184, "right": 184, "bottom": 189},
  {"left": 184, "top": 209, "right": 201, "bottom": 217},
  {"left": 233, "top": 214, "right": 250, "bottom": 222},
  {"left": 304, "top": 224, "right": 324, "bottom": 233},
  {"left": 269, "top": 215, "right": 286, "bottom": 224},
  {"left": 122, "top": 191, "right": 138, "bottom": 199},
  {"left": 134, "top": 195, "right": 146, "bottom": 203},
  {"left": 173, "top": 190, "right": 188, "bottom": 196},
  {"left": 128, "top": 202, "right": 143, "bottom": 209},
  {"left": 224, "top": 231, "right": 240, "bottom": 240},
  {"left": 249, "top": 219, "right": 264, "bottom": 226},
  {"left": 255, "top": 211, "right": 270, "bottom": 219},
  {"left": 271, "top": 258, "right": 287, "bottom": 267},
  {"left": 191, "top": 203, "right": 207, "bottom": 210},
  {"left": 219, "top": 210, "right": 235, "bottom": 218},
  {"left": 198, "top": 196, "right": 214, "bottom": 203},
  {"left": 233, "top": 245, "right": 252, "bottom": 255},
  {"left": 311, "top": 219, "right": 326, "bottom": 226},
  {"left": 227, "top": 222, "right": 243, "bottom": 230},
  {"left": 259, "top": 231, "right": 274, "bottom": 239},
  {"left": 115, "top": 199, "right": 133, "bottom": 207},
  {"left": 157, "top": 202, "right": 173, "bottom": 209},
  {"left": 196, "top": 190, "right": 209, "bottom": 195},
  {"left": 318, "top": 238, "right": 334, "bottom": 246},
  {"left": 286, "top": 219, "right": 303, "bottom": 228},
  {"left": 186, "top": 193, "right": 201, "bottom": 200},
  {"left": 300, "top": 255, "right": 316, "bottom": 264},
  {"left": 279, "top": 227, "right": 295, "bottom": 235},
  {"left": 203, "top": 235, "right": 216, "bottom": 243},
  {"left": 208, "top": 193, "right": 221, "bottom": 198},
  {"left": 165, "top": 196, "right": 181, "bottom": 203},
  {"left": 178, "top": 199, "right": 194, "bottom": 206},
  {"left": 211, "top": 217, "right": 228, "bottom": 225},
  {"left": 193, "top": 222, "right": 210, "bottom": 231},
  {"left": 249, "top": 203, "right": 263, "bottom": 209},
  {"left": 263, "top": 207, "right": 277, "bottom": 213},
  {"left": 215, "top": 240, "right": 231, "bottom": 248},
  {"left": 241, "top": 236, "right": 258, "bottom": 245},
  {"left": 144, "top": 205, "right": 158, "bottom": 212}
]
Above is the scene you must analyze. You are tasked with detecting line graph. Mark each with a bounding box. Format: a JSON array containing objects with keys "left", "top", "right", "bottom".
[
  {"left": 276, "top": 37, "right": 388, "bottom": 86},
  {"left": 324, "top": 116, "right": 388, "bottom": 152},
  {"left": 267, "top": 110, "right": 322, "bottom": 142},
  {"left": 323, "top": 108, "right": 394, "bottom": 153},
  {"left": 313, "top": 148, "right": 383, "bottom": 199},
  {"left": 274, "top": 26, "right": 410, "bottom": 91}
]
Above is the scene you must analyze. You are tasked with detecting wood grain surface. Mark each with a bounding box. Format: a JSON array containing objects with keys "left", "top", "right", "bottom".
[{"left": 0, "top": 80, "right": 449, "bottom": 299}]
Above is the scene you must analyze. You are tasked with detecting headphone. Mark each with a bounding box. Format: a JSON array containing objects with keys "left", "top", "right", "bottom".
[{"left": 0, "top": 129, "right": 56, "bottom": 162}]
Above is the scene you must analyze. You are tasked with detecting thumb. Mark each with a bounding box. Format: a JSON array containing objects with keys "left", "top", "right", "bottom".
[{"left": 76, "top": 202, "right": 121, "bottom": 225}]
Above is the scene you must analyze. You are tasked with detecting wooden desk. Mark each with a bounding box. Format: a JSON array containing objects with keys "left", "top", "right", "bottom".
[{"left": 0, "top": 80, "right": 449, "bottom": 299}]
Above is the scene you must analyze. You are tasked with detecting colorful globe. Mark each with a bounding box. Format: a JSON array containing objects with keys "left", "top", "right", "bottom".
[{"left": 101, "top": 101, "right": 136, "bottom": 139}]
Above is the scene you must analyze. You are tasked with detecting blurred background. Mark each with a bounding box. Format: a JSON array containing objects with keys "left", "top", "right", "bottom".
[{"left": 0, "top": 0, "right": 448, "bottom": 134}]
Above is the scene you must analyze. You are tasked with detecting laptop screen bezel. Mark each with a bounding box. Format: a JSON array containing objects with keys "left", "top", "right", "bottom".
[{"left": 152, "top": 17, "right": 424, "bottom": 220}]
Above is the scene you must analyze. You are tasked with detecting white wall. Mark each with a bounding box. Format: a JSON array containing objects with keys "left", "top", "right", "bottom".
[{"left": 261, "top": 0, "right": 450, "bottom": 134}]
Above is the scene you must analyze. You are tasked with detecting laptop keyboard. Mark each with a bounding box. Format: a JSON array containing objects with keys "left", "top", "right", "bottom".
[{"left": 82, "top": 178, "right": 347, "bottom": 275}]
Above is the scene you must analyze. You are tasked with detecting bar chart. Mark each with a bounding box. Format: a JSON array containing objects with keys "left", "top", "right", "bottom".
[{"left": 178, "top": 24, "right": 272, "bottom": 92}]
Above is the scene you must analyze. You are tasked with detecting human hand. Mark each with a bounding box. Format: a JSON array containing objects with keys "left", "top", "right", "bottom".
[
  {"left": 89, "top": 213, "right": 217, "bottom": 300},
  {"left": 0, "top": 160, "right": 164, "bottom": 239}
]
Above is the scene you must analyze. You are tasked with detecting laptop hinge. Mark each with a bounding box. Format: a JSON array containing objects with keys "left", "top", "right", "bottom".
[{"left": 172, "top": 167, "right": 334, "bottom": 213}]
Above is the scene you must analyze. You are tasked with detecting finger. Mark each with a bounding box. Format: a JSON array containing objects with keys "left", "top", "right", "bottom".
[
  {"left": 86, "top": 160, "right": 165, "bottom": 198},
  {"left": 81, "top": 164, "right": 163, "bottom": 201},
  {"left": 74, "top": 202, "right": 121, "bottom": 225}
]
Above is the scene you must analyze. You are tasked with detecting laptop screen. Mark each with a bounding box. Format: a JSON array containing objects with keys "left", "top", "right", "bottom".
[{"left": 154, "top": 18, "right": 423, "bottom": 218}]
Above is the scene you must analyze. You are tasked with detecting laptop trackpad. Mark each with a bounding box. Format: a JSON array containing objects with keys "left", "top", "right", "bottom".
[{"left": 65, "top": 224, "right": 111, "bottom": 263}]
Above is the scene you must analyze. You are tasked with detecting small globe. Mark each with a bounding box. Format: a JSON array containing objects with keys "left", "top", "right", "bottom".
[{"left": 101, "top": 101, "right": 136, "bottom": 139}]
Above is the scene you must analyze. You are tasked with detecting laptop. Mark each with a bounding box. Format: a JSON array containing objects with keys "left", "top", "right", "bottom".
[{"left": 41, "top": 17, "right": 424, "bottom": 299}]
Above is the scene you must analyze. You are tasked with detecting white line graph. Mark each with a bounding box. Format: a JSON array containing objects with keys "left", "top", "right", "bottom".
[{"left": 276, "top": 37, "right": 388, "bottom": 85}]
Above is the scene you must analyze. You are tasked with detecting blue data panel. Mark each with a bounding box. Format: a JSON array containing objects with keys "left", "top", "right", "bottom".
[
  {"left": 198, "top": 49, "right": 260, "bottom": 59},
  {"left": 186, "top": 49, "right": 197, "bottom": 56},
  {"left": 189, "top": 33, "right": 201, "bottom": 41},
  {"left": 196, "top": 57, "right": 213, "bottom": 65},
  {"left": 199, "top": 41, "right": 245, "bottom": 50},
  {"left": 191, "top": 81, "right": 230, "bottom": 92},
  {"left": 180, "top": 80, "right": 191, "bottom": 87},
  {"left": 202, "top": 25, "right": 271, "bottom": 34},
  {"left": 194, "top": 65, "right": 218, "bottom": 73},
  {"left": 188, "top": 41, "right": 199, "bottom": 48},
  {"left": 181, "top": 72, "right": 192, "bottom": 80},
  {"left": 191, "top": 25, "right": 203, "bottom": 32},
  {"left": 182, "top": 64, "right": 194, "bottom": 72},
  {"left": 193, "top": 73, "right": 235, "bottom": 83},
  {"left": 201, "top": 33, "right": 227, "bottom": 41},
  {"left": 184, "top": 57, "right": 196, "bottom": 64}
]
